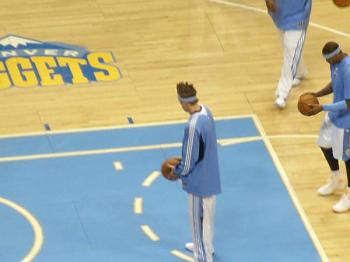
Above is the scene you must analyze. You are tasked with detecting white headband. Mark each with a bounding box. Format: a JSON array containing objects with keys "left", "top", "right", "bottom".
[
  {"left": 323, "top": 47, "right": 341, "bottom": 59},
  {"left": 178, "top": 95, "right": 197, "bottom": 103}
]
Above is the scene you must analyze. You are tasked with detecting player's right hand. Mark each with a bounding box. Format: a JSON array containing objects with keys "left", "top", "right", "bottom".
[{"left": 305, "top": 104, "right": 323, "bottom": 116}]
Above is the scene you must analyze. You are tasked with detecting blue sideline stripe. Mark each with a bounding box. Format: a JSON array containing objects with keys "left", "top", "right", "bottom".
[{"left": 0, "top": 117, "right": 259, "bottom": 158}]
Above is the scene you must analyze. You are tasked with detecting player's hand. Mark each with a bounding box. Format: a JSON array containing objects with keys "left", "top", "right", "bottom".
[
  {"left": 300, "top": 92, "right": 317, "bottom": 97},
  {"left": 265, "top": 0, "right": 277, "bottom": 13},
  {"left": 174, "top": 156, "right": 182, "bottom": 162},
  {"left": 167, "top": 168, "right": 179, "bottom": 181},
  {"left": 305, "top": 104, "right": 323, "bottom": 116}
]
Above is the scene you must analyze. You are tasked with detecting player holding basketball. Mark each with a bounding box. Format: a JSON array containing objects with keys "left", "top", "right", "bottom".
[
  {"left": 169, "top": 82, "right": 221, "bottom": 262},
  {"left": 306, "top": 41, "right": 350, "bottom": 213},
  {"left": 265, "top": 0, "right": 312, "bottom": 108}
]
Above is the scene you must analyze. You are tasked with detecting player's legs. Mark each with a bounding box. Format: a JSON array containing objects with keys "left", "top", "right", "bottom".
[
  {"left": 275, "top": 29, "right": 306, "bottom": 108},
  {"left": 292, "top": 55, "right": 308, "bottom": 86},
  {"left": 188, "top": 194, "right": 215, "bottom": 262},
  {"left": 317, "top": 115, "right": 344, "bottom": 196},
  {"left": 188, "top": 194, "right": 206, "bottom": 262},
  {"left": 202, "top": 195, "right": 216, "bottom": 261},
  {"left": 331, "top": 127, "right": 350, "bottom": 212}
]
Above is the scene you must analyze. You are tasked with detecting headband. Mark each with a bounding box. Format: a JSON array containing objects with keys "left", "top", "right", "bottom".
[
  {"left": 323, "top": 47, "right": 341, "bottom": 59},
  {"left": 178, "top": 95, "right": 198, "bottom": 103}
]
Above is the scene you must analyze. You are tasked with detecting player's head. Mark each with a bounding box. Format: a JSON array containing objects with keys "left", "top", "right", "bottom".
[
  {"left": 176, "top": 82, "right": 198, "bottom": 113},
  {"left": 322, "top": 41, "right": 344, "bottom": 64}
]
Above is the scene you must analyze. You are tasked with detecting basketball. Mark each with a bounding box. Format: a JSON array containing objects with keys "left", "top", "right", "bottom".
[
  {"left": 333, "top": 0, "right": 350, "bottom": 7},
  {"left": 161, "top": 157, "right": 181, "bottom": 181},
  {"left": 298, "top": 93, "right": 319, "bottom": 116}
]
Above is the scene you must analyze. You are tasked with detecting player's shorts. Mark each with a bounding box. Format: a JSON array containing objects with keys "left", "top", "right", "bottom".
[{"left": 318, "top": 114, "right": 350, "bottom": 161}]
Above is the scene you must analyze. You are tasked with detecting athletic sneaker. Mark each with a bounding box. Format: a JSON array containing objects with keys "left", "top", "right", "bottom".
[
  {"left": 185, "top": 242, "right": 194, "bottom": 253},
  {"left": 292, "top": 78, "right": 301, "bottom": 87},
  {"left": 317, "top": 175, "right": 345, "bottom": 196},
  {"left": 333, "top": 193, "right": 350, "bottom": 213},
  {"left": 185, "top": 242, "right": 215, "bottom": 255},
  {"left": 293, "top": 71, "right": 308, "bottom": 87},
  {"left": 275, "top": 96, "right": 286, "bottom": 109}
]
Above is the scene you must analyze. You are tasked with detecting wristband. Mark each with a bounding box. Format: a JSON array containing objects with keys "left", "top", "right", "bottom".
[{"left": 323, "top": 101, "right": 347, "bottom": 112}]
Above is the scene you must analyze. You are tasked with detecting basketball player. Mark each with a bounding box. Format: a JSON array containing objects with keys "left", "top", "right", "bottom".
[
  {"left": 306, "top": 41, "right": 350, "bottom": 213},
  {"left": 265, "top": 0, "right": 312, "bottom": 108},
  {"left": 169, "top": 82, "right": 221, "bottom": 262}
]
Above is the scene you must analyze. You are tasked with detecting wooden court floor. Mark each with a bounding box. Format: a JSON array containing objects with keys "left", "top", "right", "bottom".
[{"left": 0, "top": 0, "right": 349, "bottom": 261}]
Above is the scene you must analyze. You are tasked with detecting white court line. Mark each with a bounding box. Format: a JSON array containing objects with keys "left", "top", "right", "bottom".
[
  {"left": 252, "top": 115, "right": 329, "bottom": 262},
  {"left": 0, "top": 114, "right": 255, "bottom": 139},
  {"left": 113, "top": 161, "right": 123, "bottom": 170},
  {"left": 141, "top": 225, "right": 160, "bottom": 241},
  {"left": 218, "top": 136, "right": 262, "bottom": 146},
  {"left": 208, "top": 0, "right": 350, "bottom": 38},
  {"left": 0, "top": 134, "right": 320, "bottom": 163},
  {"left": 142, "top": 171, "right": 161, "bottom": 187},
  {"left": 134, "top": 198, "right": 143, "bottom": 215},
  {"left": 0, "top": 143, "right": 182, "bottom": 163},
  {"left": 171, "top": 250, "right": 195, "bottom": 262},
  {"left": 0, "top": 197, "right": 44, "bottom": 262}
]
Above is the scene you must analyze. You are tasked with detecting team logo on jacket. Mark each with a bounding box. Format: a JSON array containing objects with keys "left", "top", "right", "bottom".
[{"left": 0, "top": 35, "right": 121, "bottom": 89}]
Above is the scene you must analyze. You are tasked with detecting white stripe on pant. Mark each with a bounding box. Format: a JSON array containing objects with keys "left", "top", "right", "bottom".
[
  {"left": 189, "top": 194, "right": 216, "bottom": 262},
  {"left": 276, "top": 29, "right": 307, "bottom": 100}
]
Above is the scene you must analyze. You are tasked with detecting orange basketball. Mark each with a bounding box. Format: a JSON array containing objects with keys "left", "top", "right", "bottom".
[
  {"left": 161, "top": 157, "right": 181, "bottom": 181},
  {"left": 297, "top": 93, "right": 319, "bottom": 116},
  {"left": 333, "top": 0, "right": 350, "bottom": 7}
]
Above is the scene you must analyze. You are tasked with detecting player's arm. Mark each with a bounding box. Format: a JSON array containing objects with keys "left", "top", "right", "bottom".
[
  {"left": 265, "top": 0, "right": 277, "bottom": 13},
  {"left": 173, "top": 125, "right": 200, "bottom": 177},
  {"left": 314, "top": 82, "right": 333, "bottom": 97},
  {"left": 320, "top": 70, "right": 350, "bottom": 110},
  {"left": 308, "top": 74, "right": 350, "bottom": 115}
]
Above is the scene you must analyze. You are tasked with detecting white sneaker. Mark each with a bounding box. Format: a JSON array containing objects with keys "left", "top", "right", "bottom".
[
  {"left": 275, "top": 96, "right": 286, "bottom": 109},
  {"left": 292, "top": 78, "right": 301, "bottom": 87},
  {"left": 317, "top": 175, "right": 345, "bottom": 196},
  {"left": 185, "top": 242, "right": 215, "bottom": 255},
  {"left": 333, "top": 193, "right": 350, "bottom": 213},
  {"left": 185, "top": 242, "right": 194, "bottom": 253}
]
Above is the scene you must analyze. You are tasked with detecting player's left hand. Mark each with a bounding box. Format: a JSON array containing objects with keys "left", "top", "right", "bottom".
[
  {"left": 305, "top": 104, "right": 323, "bottom": 116},
  {"left": 265, "top": 0, "right": 277, "bottom": 12},
  {"left": 166, "top": 167, "right": 179, "bottom": 181}
]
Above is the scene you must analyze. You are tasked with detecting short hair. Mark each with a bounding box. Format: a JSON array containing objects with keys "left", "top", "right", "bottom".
[
  {"left": 176, "top": 82, "right": 198, "bottom": 104},
  {"left": 322, "top": 41, "right": 339, "bottom": 55}
]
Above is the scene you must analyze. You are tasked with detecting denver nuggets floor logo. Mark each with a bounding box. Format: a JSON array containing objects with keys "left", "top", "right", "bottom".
[{"left": 0, "top": 35, "right": 122, "bottom": 89}]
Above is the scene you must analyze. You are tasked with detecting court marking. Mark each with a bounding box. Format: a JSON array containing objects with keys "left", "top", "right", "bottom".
[
  {"left": 141, "top": 225, "right": 160, "bottom": 241},
  {"left": 130, "top": 117, "right": 324, "bottom": 261},
  {"left": 0, "top": 114, "right": 255, "bottom": 139},
  {"left": 0, "top": 134, "right": 319, "bottom": 163},
  {"left": 0, "top": 197, "right": 44, "bottom": 262},
  {"left": 142, "top": 171, "right": 162, "bottom": 187},
  {"left": 134, "top": 197, "right": 143, "bottom": 215},
  {"left": 209, "top": 0, "right": 350, "bottom": 39},
  {"left": 0, "top": 114, "right": 325, "bottom": 261},
  {"left": 252, "top": 115, "right": 328, "bottom": 262},
  {"left": 113, "top": 161, "right": 123, "bottom": 171},
  {"left": 171, "top": 250, "right": 195, "bottom": 262}
]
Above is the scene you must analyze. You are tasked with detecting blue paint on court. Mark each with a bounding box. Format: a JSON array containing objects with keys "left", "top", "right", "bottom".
[
  {"left": 0, "top": 117, "right": 322, "bottom": 261},
  {"left": 0, "top": 118, "right": 258, "bottom": 157}
]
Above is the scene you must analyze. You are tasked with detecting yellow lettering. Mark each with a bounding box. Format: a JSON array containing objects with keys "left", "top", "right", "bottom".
[
  {"left": 0, "top": 61, "right": 11, "bottom": 89},
  {"left": 6, "top": 57, "right": 38, "bottom": 88},
  {"left": 57, "top": 57, "right": 88, "bottom": 84},
  {"left": 31, "top": 56, "right": 64, "bottom": 86},
  {"left": 87, "top": 52, "right": 121, "bottom": 81}
]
